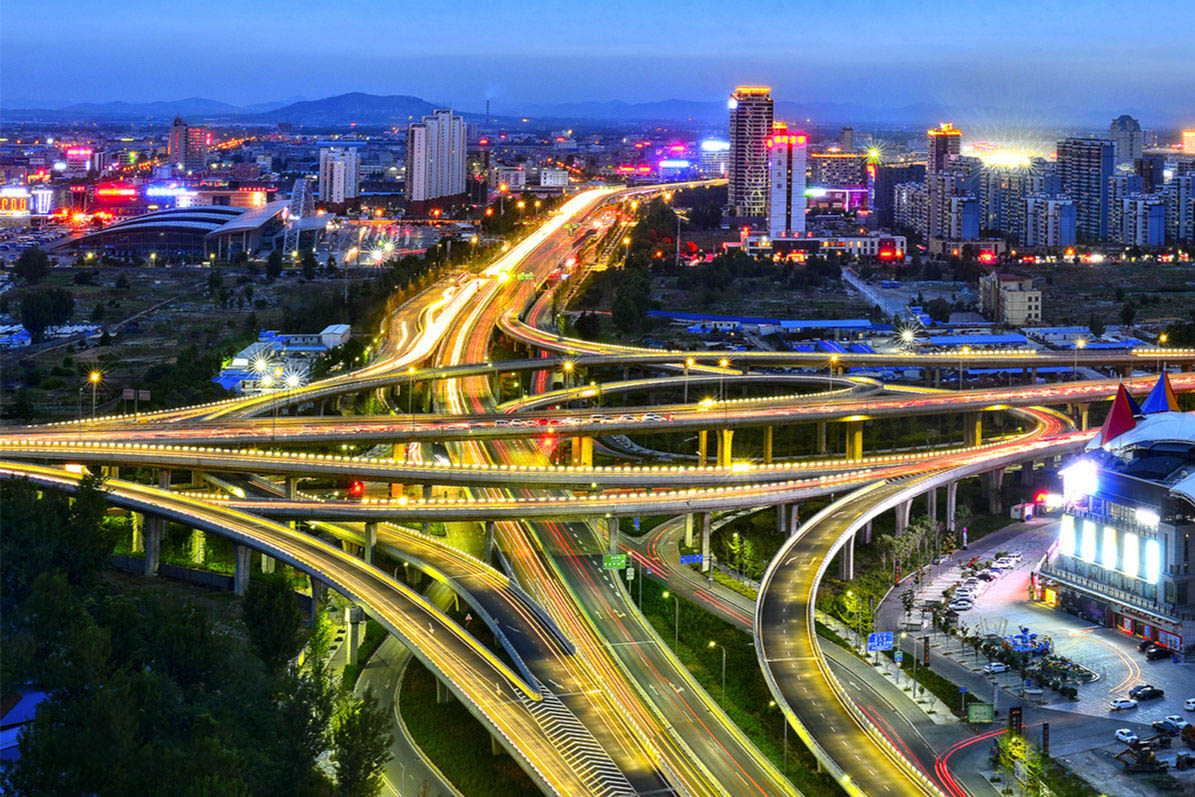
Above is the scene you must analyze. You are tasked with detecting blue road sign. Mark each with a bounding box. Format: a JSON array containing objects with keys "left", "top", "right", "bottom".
[
  {"left": 868, "top": 632, "right": 894, "bottom": 652},
  {"left": 680, "top": 553, "right": 703, "bottom": 565},
  {"left": 894, "top": 650, "right": 904, "bottom": 663},
  {"left": 633, "top": 517, "right": 641, "bottom": 530},
  {"left": 960, "top": 686, "right": 968, "bottom": 694}
]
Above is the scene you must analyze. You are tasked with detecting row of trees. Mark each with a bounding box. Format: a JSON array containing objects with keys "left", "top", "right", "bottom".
[{"left": 0, "top": 476, "right": 393, "bottom": 796}]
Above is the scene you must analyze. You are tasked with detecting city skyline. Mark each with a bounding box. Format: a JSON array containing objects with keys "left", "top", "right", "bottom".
[{"left": 3, "top": 0, "right": 1193, "bottom": 125}]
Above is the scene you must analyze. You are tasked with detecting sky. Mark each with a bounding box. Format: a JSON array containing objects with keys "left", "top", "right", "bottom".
[{"left": 3, "top": 0, "right": 1192, "bottom": 122}]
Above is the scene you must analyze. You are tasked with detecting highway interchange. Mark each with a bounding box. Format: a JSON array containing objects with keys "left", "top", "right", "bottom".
[{"left": 2, "top": 184, "right": 1193, "bottom": 796}]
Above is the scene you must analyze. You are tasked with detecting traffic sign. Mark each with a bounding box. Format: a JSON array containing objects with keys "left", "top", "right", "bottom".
[
  {"left": 967, "top": 703, "right": 994, "bottom": 723},
  {"left": 959, "top": 686, "right": 967, "bottom": 693},
  {"left": 679, "top": 553, "right": 703, "bottom": 565},
  {"left": 603, "top": 554, "right": 627, "bottom": 570},
  {"left": 633, "top": 517, "right": 641, "bottom": 530},
  {"left": 625, "top": 567, "right": 635, "bottom": 580},
  {"left": 894, "top": 650, "right": 903, "bottom": 663},
  {"left": 515, "top": 272, "right": 534, "bottom": 280},
  {"left": 868, "top": 632, "right": 894, "bottom": 652}
]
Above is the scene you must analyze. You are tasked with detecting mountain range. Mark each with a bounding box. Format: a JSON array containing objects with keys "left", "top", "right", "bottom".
[{"left": 0, "top": 91, "right": 1181, "bottom": 129}]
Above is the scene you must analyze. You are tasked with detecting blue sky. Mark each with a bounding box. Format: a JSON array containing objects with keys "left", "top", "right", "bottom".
[{"left": 3, "top": 0, "right": 1191, "bottom": 119}]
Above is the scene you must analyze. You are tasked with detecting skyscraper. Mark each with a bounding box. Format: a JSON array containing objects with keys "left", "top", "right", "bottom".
[
  {"left": 1108, "top": 115, "right": 1144, "bottom": 164},
  {"left": 1057, "top": 138, "right": 1115, "bottom": 240},
  {"left": 168, "top": 115, "right": 209, "bottom": 173},
  {"left": 405, "top": 109, "right": 467, "bottom": 213},
  {"left": 839, "top": 127, "right": 855, "bottom": 152},
  {"left": 1184, "top": 130, "right": 1195, "bottom": 154},
  {"left": 727, "top": 87, "right": 773, "bottom": 218},
  {"left": 169, "top": 115, "right": 187, "bottom": 166},
  {"left": 318, "top": 148, "right": 360, "bottom": 204},
  {"left": 766, "top": 131, "right": 807, "bottom": 238},
  {"left": 927, "top": 123, "right": 962, "bottom": 174}
]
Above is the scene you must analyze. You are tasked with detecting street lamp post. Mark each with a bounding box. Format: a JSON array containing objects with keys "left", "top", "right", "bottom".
[
  {"left": 663, "top": 589, "right": 679, "bottom": 647},
  {"left": 89, "top": 371, "right": 101, "bottom": 417},
  {"left": 684, "top": 357, "right": 694, "bottom": 403},
  {"left": 1073, "top": 337, "right": 1086, "bottom": 378},
  {"left": 708, "top": 640, "right": 727, "bottom": 701},
  {"left": 959, "top": 345, "right": 970, "bottom": 390}
]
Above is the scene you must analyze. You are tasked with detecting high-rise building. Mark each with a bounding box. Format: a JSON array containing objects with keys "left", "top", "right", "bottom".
[
  {"left": 168, "top": 115, "right": 209, "bottom": 173},
  {"left": 893, "top": 181, "right": 927, "bottom": 235},
  {"left": 839, "top": 127, "right": 855, "bottom": 152},
  {"left": 980, "top": 160, "right": 1056, "bottom": 241},
  {"left": 927, "top": 123, "right": 962, "bottom": 174},
  {"left": 318, "top": 148, "right": 360, "bottom": 204},
  {"left": 766, "top": 131, "right": 807, "bottom": 238},
  {"left": 1023, "top": 194, "right": 1076, "bottom": 248},
  {"left": 1182, "top": 130, "right": 1195, "bottom": 153},
  {"left": 1057, "top": 138, "right": 1116, "bottom": 240},
  {"left": 872, "top": 163, "right": 926, "bottom": 228},
  {"left": 1163, "top": 175, "right": 1194, "bottom": 243},
  {"left": 1117, "top": 194, "right": 1166, "bottom": 247},
  {"left": 699, "top": 140, "right": 730, "bottom": 177},
  {"left": 927, "top": 171, "right": 978, "bottom": 242},
  {"left": 405, "top": 109, "right": 467, "bottom": 213},
  {"left": 1107, "top": 174, "right": 1144, "bottom": 240},
  {"left": 727, "top": 87, "right": 773, "bottom": 218},
  {"left": 809, "top": 152, "right": 868, "bottom": 187},
  {"left": 1108, "top": 115, "right": 1144, "bottom": 164}
]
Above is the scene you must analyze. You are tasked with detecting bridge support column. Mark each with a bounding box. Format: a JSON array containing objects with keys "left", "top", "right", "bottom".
[
  {"left": 130, "top": 511, "right": 144, "bottom": 553},
  {"left": 840, "top": 533, "right": 855, "bottom": 580},
  {"left": 926, "top": 487, "right": 937, "bottom": 524},
  {"left": 345, "top": 606, "right": 364, "bottom": 667},
  {"left": 933, "top": 367, "right": 941, "bottom": 388},
  {"left": 1120, "top": 365, "right": 1132, "bottom": 379},
  {"left": 363, "top": 522, "right": 377, "bottom": 565},
  {"left": 698, "top": 430, "right": 708, "bottom": 467},
  {"left": 436, "top": 678, "right": 454, "bottom": 705},
  {"left": 983, "top": 469, "right": 1005, "bottom": 514},
  {"left": 1077, "top": 403, "right": 1090, "bottom": 431},
  {"left": 309, "top": 578, "right": 327, "bottom": 618},
  {"left": 964, "top": 412, "right": 982, "bottom": 447},
  {"left": 422, "top": 484, "right": 433, "bottom": 535},
  {"left": 483, "top": 521, "right": 496, "bottom": 563},
  {"left": 700, "top": 512, "right": 711, "bottom": 572},
  {"left": 261, "top": 554, "right": 275, "bottom": 574},
  {"left": 390, "top": 443, "right": 407, "bottom": 498},
  {"left": 776, "top": 503, "right": 788, "bottom": 535},
  {"left": 863, "top": 519, "right": 872, "bottom": 544},
  {"left": 789, "top": 504, "right": 801, "bottom": 536},
  {"left": 490, "top": 733, "right": 503, "bottom": 756},
  {"left": 103, "top": 465, "right": 119, "bottom": 480},
  {"left": 895, "top": 500, "right": 912, "bottom": 535},
  {"left": 1020, "top": 460, "right": 1035, "bottom": 487},
  {"left": 157, "top": 468, "right": 171, "bottom": 490},
  {"left": 816, "top": 421, "right": 828, "bottom": 455},
  {"left": 190, "top": 529, "right": 206, "bottom": 565},
  {"left": 234, "top": 544, "right": 251, "bottom": 596},
  {"left": 143, "top": 518, "right": 161, "bottom": 576},
  {"left": 763, "top": 426, "right": 773, "bottom": 465},
  {"left": 570, "top": 436, "right": 593, "bottom": 467},
  {"left": 606, "top": 516, "right": 619, "bottom": 554},
  {"left": 684, "top": 514, "right": 694, "bottom": 548},
  {"left": 946, "top": 482, "right": 958, "bottom": 532},
  {"left": 845, "top": 420, "right": 863, "bottom": 461},
  {"left": 716, "top": 429, "right": 734, "bottom": 467},
  {"left": 190, "top": 470, "right": 204, "bottom": 488}
]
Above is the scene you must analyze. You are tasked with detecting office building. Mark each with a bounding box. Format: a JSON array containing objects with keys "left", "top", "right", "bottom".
[
  {"left": 978, "top": 271, "right": 1042, "bottom": 325},
  {"left": 1117, "top": 193, "right": 1166, "bottom": 247},
  {"left": 700, "top": 139, "right": 730, "bottom": 177},
  {"left": 1057, "top": 138, "right": 1116, "bottom": 240},
  {"left": 1163, "top": 175, "right": 1194, "bottom": 243},
  {"left": 809, "top": 152, "right": 868, "bottom": 187},
  {"left": 1108, "top": 115, "right": 1144, "bottom": 164},
  {"left": 488, "top": 164, "right": 526, "bottom": 191},
  {"left": 927, "top": 123, "right": 962, "bottom": 174},
  {"left": 839, "top": 127, "right": 855, "bottom": 152},
  {"left": 405, "top": 109, "right": 467, "bottom": 213},
  {"left": 317, "top": 148, "right": 360, "bottom": 204},
  {"left": 1035, "top": 385, "right": 1194, "bottom": 652},
  {"left": 873, "top": 163, "right": 926, "bottom": 227},
  {"left": 766, "top": 131, "right": 807, "bottom": 238},
  {"left": 539, "top": 168, "right": 569, "bottom": 188},
  {"left": 1022, "top": 194, "right": 1076, "bottom": 248},
  {"left": 727, "top": 87, "right": 773, "bottom": 218},
  {"left": 1182, "top": 130, "right": 1195, "bottom": 154},
  {"left": 168, "top": 115, "right": 209, "bottom": 173}
]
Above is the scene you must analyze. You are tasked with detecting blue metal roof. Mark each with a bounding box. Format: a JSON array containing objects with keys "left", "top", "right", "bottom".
[{"left": 927, "top": 334, "right": 1028, "bottom": 346}]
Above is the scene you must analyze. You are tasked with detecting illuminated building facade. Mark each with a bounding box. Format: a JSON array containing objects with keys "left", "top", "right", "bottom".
[
  {"left": 1162, "top": 174, "right": 1194, "bottom": 243},
  {"left": 318, "top": 147, "right": 360, "bottom": 204},
  {"left": 766, "top": 131, "right": 806, "bottom": 238},
  {"left": 809, "top": 152, "right": 868, "bottom": 187},
  {"left": 1036, "top": 409, "right": 1195, "bottom": 653},
  {"left": 727, "top": 87, "right": 773, "bottom": 218},
  {"left": 405, "top": 109, "right": 467, "bottom": 214},
  {"left": 1022, "top": 194, "right": 1076, "bottom": 248},
  {"left": 1108, "top": 114, "right": 1144, "bottom": 164},
  {"left": 1057, "top": 138, "right": 1115, "bottom": 240},
  {"left": 168, "top": 115, "right": 210, "bottom": 173},
  {"left": 699, "top": 139, "right": 730, "bottom": 177},
  {"left": 927, "top": 122, "right": 962, "bottom": 174}
]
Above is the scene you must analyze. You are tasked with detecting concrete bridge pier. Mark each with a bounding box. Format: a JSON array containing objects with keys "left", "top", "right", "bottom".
[
  {"left": 763, "top": 426, "right": 773, "bottom": 465},
  {"left": 845, "top": 420, "right": 863, "bottom": 461},
  {"left": 863, "top": 519, "right": 872, "bottom": 544},
  {"left": 816, "top": 421, "right": 828, "bottom": 455},
  {"left": 606, "top": 516, "right": 619, "bottom": 554},
  {"left": 684, "top": 514, "right": 694, "bottom": 548},
  {"left": 698, "top": 430, "right": 708, "bottom": 467},
  {"left": 716, "top": 429, "right": 734, "bottom": 467},
  {"left": 1077, "top": 403, "right": 1090, "bottom": 431},
  {"left": 700, "top": 512, "right": 712, "bottom": 572},
  {"left": 982, "top": 469, "right": 1005, "bottom": 514},
  {"left": 776, "top": 503, "right": 788, "bottom": 534},
  {"left": 964, "top": 412, "right": 983, "bottom": 447},
  {"left": 894, "top": 500, "right": 912, "bottom": 535},
  {"left": 190, "top": 529, "right": 206, "bottom": 564},
  {"left": 422, "top": 484, "right": 434, "bottom": 535},
  {"left": 234, "top": 544, "right": 251, "bottom": 595},
  {"left": 570, "top": 436, "right": 593, "bottom": 467},
  {"left": 363, "top": 522, "right": 377, "bottom": 565},
  {"left": 345, "top": 606, "right": 365, "bottom": 667},
  {"left": 789, "top": 504, "right": 801, "bottom": 536},
  {"left": 1020, "top": 459, "right": 1036, "bottom": 487},
  {"left": 436, "top": 677, "right": 454, "bottom": 705},
  {"left": 946, "top": 481, "right": 958, "bottom": 531},
  {"left": 839, "top": 533, "right": 855, "bottom": 580},
  {"left": 925, "top": 486, "right": 937, "bottom": 524},
  {"left": 130, "top": 511, "right": 145, "bottom": 553},
  {"left": 143, "top": 517, "right": 162, "bottom": 576}
]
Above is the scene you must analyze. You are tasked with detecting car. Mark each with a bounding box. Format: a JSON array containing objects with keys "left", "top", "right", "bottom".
[
  {"left": 1144, "top": 645, "right": 1172, "bottom": 661},
  {"left": 1186, "top": 698, "right": 1195, "bottom": 712},
  {"left": 1129, "top": 685, "right": 1164, "bottom": 700},
  {"left": 948, "top": 600, "right": 974, "bottom": 611},
  {"left": 934, "top": 554, "right": 950, "bottom": 565},
  {"left": 1115, "top": 728, "right": 1139, "bottom": 745},
  {"left": 1152, "top": 719, "right": 1181, "bottom": 736},
  {"left": 1138, "top": 639, "right": 1156, "bottom": 652},
  {"left": 642, "top": 413, "right": 664, "bottom": 422},
  {"left": 976, "top": 571, "right": 997, "bottom": 581},
  {"left": 983, "top": 662, "right": 1009, "bottom": 674},
  {"left": 1109, "top": 698, "right": 1139, "bottom": 711},
  {"left": 1164, "top": 715, "right": 1190, "bottom": 731}
]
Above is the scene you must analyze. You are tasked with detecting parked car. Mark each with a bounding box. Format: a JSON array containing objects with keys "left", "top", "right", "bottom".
[
  {"left": 1144, "top": 645, "right": 1172, "bottom": 661},
  {"left": 983, "top": 662, "right": 1009, "bottom": 674},
  {"left": 1153, "top": 719, "right": 1181, "bottom": 736},
  {"left": 1109, "top": 698, "right": 1139, "bottom": 711},
  {"left": 1129, "top": 684, "right": 1165, "bottom": 700},
  {"left": 1164, "top": 715, "right": 1190, "bottom": 731},
  {"left": 1115, "top": 728, "right": 1140, "bottom": 745},
  {"left": 1185, "top": 698, "right": 1195, "bottom": 711},
  {"left": 934, "top": 555, "right": 950, "bottom": 565},
  {"left": 1138, "top": 639, "right": 1156, "bottom": 652},
  {"left": 948, "top": 600, "right": 974, "bottom": 611},
  {"left": 976, "top": 571, "right": 997, "bottom": 581}
]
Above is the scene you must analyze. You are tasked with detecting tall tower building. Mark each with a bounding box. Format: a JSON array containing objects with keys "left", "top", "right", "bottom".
[
  {"left": 318, "top": 148, "right": 360, "bottom": 204},
  {"left": 169, "top": 115, "right": 187, "bottom": 166},
  {"left": 839, "top": 127, "right": 855, "bottom": 152},
  {"left": 1184, "top": 130, "right": 1195, "bottom": 154},
  {"left": 1057, "top": 138, "right": 1116, "bottom": 240},
  {"left": 405, "top": 109, "right": 467, "bottom": 213},
  {"left": 1108, "top": 115, "right": 1144, "bottom": 164},
  {"left": 727, "top": 87, "right": 773, "bottom": 218},
  {"left": 927, "top": 123, "right": 962, "bottom": 174},
  {"left": 767, "top": 130, "right": 807, "bottom": 238},
  {"left": 168, "top": 115, "right": 208, "bottom": 173}
]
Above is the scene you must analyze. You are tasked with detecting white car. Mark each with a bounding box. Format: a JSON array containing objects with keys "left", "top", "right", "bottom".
[
  {"left": 983, "top": 662, "right": 1009, "bottom": 674},
  {"left": 1186, "top": 698, "right": 1195, "bottom": 711},
  {"left": 1109, "top": 698, "right": 1139, "bottom": 711},
  {"left": 1164, "top": 715, "right": 1190, "bottom": 730},
  {"left": 1115, "top": 728, "right": 1139, "bottom": 745},
  {"left": 948, "top": 600, "right": 974, "bottom": 611}
]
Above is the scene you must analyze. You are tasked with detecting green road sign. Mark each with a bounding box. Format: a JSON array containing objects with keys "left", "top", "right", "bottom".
[
  {"left": 515, "top": 272, "right": 534, "bottom": 280},
  {"left": 603, "top": 554, "right": 628, "bottom": 570},
  {"left": 967, "top": 703, "right": 994, "bottom": 723}
]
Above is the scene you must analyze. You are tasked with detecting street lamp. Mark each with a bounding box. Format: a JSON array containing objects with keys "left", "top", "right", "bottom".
[
  {"left": 88, "top": 371, "right": 101, "bottom": 417},
  {"left": 959, "top": 345, "right": 970, "bottom": 389},
  {"left": 662, "top": 590, "right": 679, "bottom": 647},
  {"left": 1073, "top": 337, "right": 1086, "bottom": 377},
  {"left": 708, "top": 640, "right": 727, "bottom": 701},
  {"left": 622, "top": 236, "right": 631, "bottom": 265},
  {"left": 684, "top": 357, "right": 695, "bottom": 403}
]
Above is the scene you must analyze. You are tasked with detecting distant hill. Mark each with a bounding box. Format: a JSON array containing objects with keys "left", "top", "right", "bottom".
[{"left": 239, "top": 92, "right": 441, "bottom": 124}]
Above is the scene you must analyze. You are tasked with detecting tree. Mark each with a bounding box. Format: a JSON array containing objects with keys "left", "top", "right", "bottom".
[
  {"left": 331, "top": 688, "right": 394, "bottom": 797},
  {"left": 1119, "top": 301, "right": 1136, "bottom": 327},
  {"left": 20, "top": 288, "right": 74, "bottom": 343},
  {"left": 241, "top": 571, "right": 304, "bottom": 674},
  {"left": 925, "top": 297, "right": 953, "bottom": 324},
  {"left": 1087, "top": 312, "right": 1105, "bottom": 340},
  {"left": 266, "top": 249, "right": 284, "bottom": 282},
  {"left": 14, "top": 247, "right": 51, "bottom": 283},
  {"left": 900, "top": 589, "right": 916, "bottom": 619},
  {"left": 301, "top": 248, "right": 318, "bottom": 281}
]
